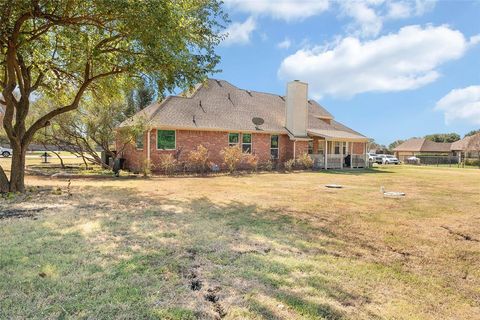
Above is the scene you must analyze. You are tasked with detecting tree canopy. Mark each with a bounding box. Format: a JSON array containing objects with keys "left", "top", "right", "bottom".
[
  {"left": 464, "top": 129, "right": 480, "bottom": 138},
  {"left": 0, "top": 0, "right": 227, "bottom": 192},
  {"left": 424, "top": 133, "right": 460, "bottom": 143}
]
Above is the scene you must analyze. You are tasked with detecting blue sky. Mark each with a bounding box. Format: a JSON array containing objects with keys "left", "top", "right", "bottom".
[{"left": 213, "top": 0, "right": 480, "bottom": 145}]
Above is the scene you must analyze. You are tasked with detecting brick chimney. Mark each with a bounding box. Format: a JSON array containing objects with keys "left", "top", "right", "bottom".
[{"left": 285, "top": 80, "right": 308, "bottom": 137}]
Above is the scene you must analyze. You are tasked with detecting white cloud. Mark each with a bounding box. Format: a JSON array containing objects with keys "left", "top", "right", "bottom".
[
  {"left": 221, "top": 17, "right": 256, "bottom": 46},
  {"left": 435, "top": 86, "right": 480, "bottom": 125},
  {"left": 277, "top": 38, "right": 292, "bottom": 49},
  {"left": 341, "top": 1, "right": 383, "bottom": 37},
  {"left": 223, "top": 0, "right": 329, "bottom": 21},
  {"left": 340, "top": 0, "right": 437, "bottom": 38},
  {"left": 278, "top": 25, "right": 479, "bottom": 98}
]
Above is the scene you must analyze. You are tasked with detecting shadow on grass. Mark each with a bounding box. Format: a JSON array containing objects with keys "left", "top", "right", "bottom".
[{"left": 1, "top": 186, "right": 377, "bottom": 319}]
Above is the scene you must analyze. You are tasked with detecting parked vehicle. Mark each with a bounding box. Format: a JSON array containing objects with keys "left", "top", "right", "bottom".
[
  {"left": 367, "top": 153, "right": 377, "bottom": 161},
  {"left": 1, "top": 146, "right": 13, "bottom": 157},
  {"left": 376, "top": 154, "right": 399, "bottom": 164}
]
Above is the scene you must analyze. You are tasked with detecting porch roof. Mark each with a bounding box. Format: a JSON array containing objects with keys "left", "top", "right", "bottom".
[{"left": 307, "top": 129, "right": 369, "bottom": 142}]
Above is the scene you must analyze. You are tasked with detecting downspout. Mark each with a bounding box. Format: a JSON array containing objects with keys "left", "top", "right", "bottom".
[
  {"left": 293, "top": 140, "right": 296, "bottom": 160},
  {"left": 147, "top": 129, "right": 151, "bottom": 163}
]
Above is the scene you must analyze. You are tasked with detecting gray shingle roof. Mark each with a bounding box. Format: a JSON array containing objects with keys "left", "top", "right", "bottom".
[
  {"left": 393, "top": 138, "right": 452, "bottom": 152},
  {"left": 121, "top": 79, "right": 367, "bottom": 140}
]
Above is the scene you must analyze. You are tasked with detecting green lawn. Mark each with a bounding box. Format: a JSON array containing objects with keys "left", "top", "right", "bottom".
[{"left": 1, "top": 166, "right": 479, "bottom": 319}]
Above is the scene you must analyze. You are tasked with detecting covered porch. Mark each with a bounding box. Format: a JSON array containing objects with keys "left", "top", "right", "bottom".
[{"left": 307, "top": 129, "right": 369, "bottom": 170}]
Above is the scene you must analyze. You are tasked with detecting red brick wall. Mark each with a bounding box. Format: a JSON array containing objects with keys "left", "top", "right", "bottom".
[
  {"left": 294, "top": 141, "right": 309, "bottom": 158},
  {"left": 352, "top": 142, "right": 365, "bottom": 154},
  {"left": 118, "top": 129, "right": 367, "bottom": 171},
  {"left": 120, "top": 129, "right": 297, "bottom": 171}
]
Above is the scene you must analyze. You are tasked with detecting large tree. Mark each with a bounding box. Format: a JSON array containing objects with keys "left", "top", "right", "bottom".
[{"left": 0, "top": 0, "right": 226, "bottom": 192}]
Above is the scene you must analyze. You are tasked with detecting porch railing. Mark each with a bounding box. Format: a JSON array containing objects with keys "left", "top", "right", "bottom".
[{"left": 309, "top": 153, "right": 366, "bottom": 169}]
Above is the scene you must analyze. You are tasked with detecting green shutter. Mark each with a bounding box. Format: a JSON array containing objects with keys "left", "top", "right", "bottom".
[{"left": 157, "top": 130, "right": 176, "bottom": 150}]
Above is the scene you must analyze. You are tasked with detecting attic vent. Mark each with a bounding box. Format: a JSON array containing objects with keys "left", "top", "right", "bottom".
[
  {"left": 215, "top": 80, "right": 222, "bottom": 87},
  {"left": 246, "top": 90, "right": 253, "bottom": 97},
  {"left": 279, "top": 96, "right": 285, "bottom": 101}
]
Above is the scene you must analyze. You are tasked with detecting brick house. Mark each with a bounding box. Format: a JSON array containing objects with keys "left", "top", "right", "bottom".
[{"left": 118, "top": 79, "right": 369, "bottom": 171}]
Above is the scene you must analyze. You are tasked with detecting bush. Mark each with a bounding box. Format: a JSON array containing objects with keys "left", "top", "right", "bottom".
[
  {"left": 297, "top": 153, "right": 314, "bottom": 169},
  {"left": 284, "top": 159, "right": 295, "bottom": 172},
  {"left": 221, "top": 145, "right": 243, "bottom": 173},
  {"left": 243, "top": 153, "right": 259, "bottom": 172},
  {"left": 141, "top": 158, "right": 153, "bottom": 177},
  {"left": 465, "top": 158, "right": 480, "bottom": 167},
  {"left": 159, "top": 154, "right": 177, "bottom": 175},
  {"left": 264, "top": 160, "right": 274, "bottom": 171},
  {"left": 187, "top": 145, "right": 209, "bottom": 174}
]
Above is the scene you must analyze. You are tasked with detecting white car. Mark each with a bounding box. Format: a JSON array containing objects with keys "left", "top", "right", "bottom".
[
  {"left": 0, "top": 146, "right": 12, "bottom": 157},
  {"left": 376, "top": 154, "right": 399, "bottom": 164},
  {"left": 367, "top": 153, "right": 377, "bottom": 161}
]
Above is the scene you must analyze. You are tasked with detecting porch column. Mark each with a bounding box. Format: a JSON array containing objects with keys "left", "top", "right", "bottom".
[
  {"left": 324, "top": 139, "right": 328, "bottom": 169},
  {"left": 350, "top": 142, "right": 353, "bottom": 169},
  {"left": 340, "top": 141, "right": 343, "bottom": 169},
  {"left": 364, "top": 143, "right": 368, "bottom": 167},
  {"left": 147, "top": 129, "right": 151, "bottom": 162}
]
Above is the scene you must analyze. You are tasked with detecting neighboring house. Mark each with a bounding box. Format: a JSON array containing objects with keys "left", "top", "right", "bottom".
[
  {"left": 393, "top": 138, "right": 453, "bottom": 161},
  {"left": 119, "top": 79, "right": 369, "bottom": 171},
  {"left": 451, "top": 134, "right": 480, "bottom": 161}
]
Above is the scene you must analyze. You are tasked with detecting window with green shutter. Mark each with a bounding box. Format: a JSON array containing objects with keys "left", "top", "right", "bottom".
[{"left": 157, "top": 130, "right": 176, "bottom": 150}]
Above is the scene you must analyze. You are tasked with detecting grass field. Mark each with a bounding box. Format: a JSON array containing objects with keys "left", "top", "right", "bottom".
[{"left": 1, "top": 165, "right": 479, "bottom": 319}]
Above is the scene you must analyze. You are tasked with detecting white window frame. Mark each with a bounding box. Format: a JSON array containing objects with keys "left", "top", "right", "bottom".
[
  {"left": 270, "top": 134, "right": 280, "bottom": 159},
  {"left": 242, "top": 133, "right": 252, "bottom": 153},
  {"left": 228, "top": 132, "right": 240, "bottom": 147}
]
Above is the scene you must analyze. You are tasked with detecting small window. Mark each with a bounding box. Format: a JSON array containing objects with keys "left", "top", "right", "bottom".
[
  {"left": 157, "top": 130, "right": 176, "bottom": 150},
  {"left": 136, "top": 134, "right": 144, "bottom": 149},
  {"left": 334, "top": 142, "right": 340, "bottom": 155},
  {"left": 308, "top": 141, "right": 314, "bottom": 154},
  {"left": 242, "top": 133, "right": 252, "bottom": 153},
  {"left": 228, "top": 133, "right": 239, "bottom": 147},
  {"left": 343, "top": 142, "right": 348, "bottom": 155},
  {"left": 271, "top": 135, "right": 279, "bottom": 159}
]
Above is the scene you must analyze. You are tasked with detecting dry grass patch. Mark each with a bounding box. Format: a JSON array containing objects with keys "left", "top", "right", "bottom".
[{"left": 1, "top": 165, "right": 479, "bottom": 319}]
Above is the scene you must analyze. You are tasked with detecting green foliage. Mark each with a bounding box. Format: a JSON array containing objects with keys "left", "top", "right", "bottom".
[
  {"left": 0, "top": 0, "right": 227, "bottom": 191},
  {"left": 464, "top": 129, "right": 480, "bottom": 138},
  {"left": 388, "top": 139, "right": 405, "bottom": 150},
  {"left": 125, "top": 80, "right": 155, "bottom": 117},
  {"left": 424, "top": 133, "right": 460, "bottom": 143}
]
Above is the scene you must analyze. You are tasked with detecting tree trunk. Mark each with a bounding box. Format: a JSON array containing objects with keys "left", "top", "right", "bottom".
[
  {"left": 9, "top": 146, "right": 27, "bottom": 192},
  {"left": 0, "top": 166, "right": 9, "bottom": 193}
]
